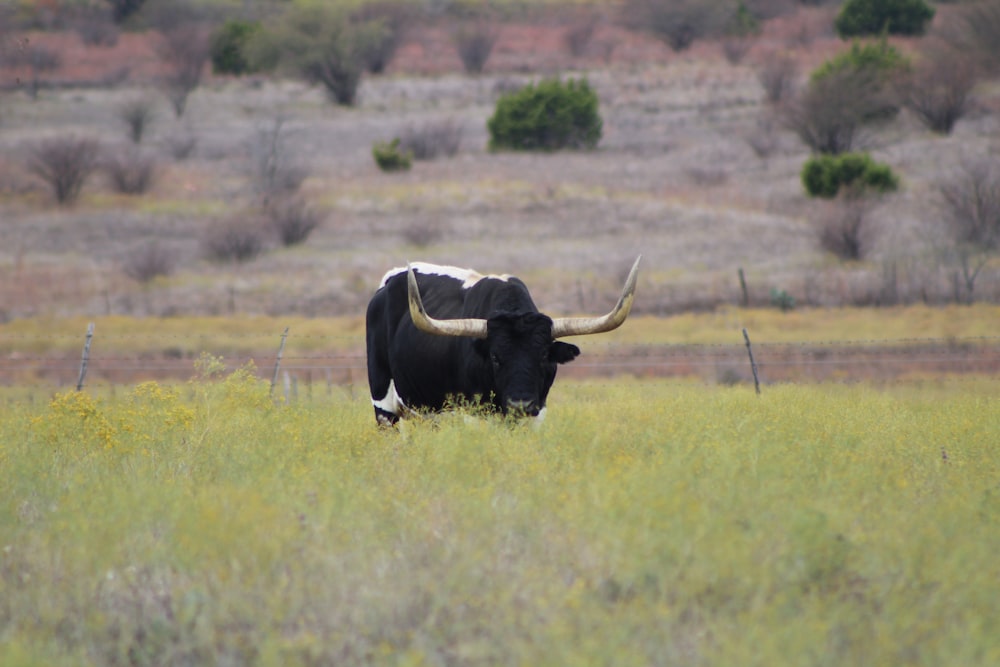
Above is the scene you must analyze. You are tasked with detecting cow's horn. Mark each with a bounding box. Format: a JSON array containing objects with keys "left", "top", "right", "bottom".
[
  {"left": 551, "top": 256, "right": 641, "bottom": 338},
  {"left": 407, "top": 264, "right": 489, "bottom": 339}
]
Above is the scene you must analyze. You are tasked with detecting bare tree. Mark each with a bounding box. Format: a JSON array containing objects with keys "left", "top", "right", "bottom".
[
  {"left": 816, "top": 191, "right": 877, "bottom": 261},
  {"left": 620, "top": 0, "right": 728, "bottom": 52},
  {"left": 938, "top": 158, "right": 1000, "bottom": 300},
  {"left": 26, "top": 136, "right": 102, "bottom": 206},
  {"left": 937, "top": 0, "right": 1000, "bottom": 79},
  {"left": 117, "top": 95, "right": 157, "bottom": 143},
  {"left": 202, "top": 214, "right": 268, "bottom": 263},
  {"left": 452, "top": 20, "right": 499, "bottom": 74},
  {"left": 900, "top": 44, "right": 978, "bottom": 135},
  {"left": 157, "top": 21, "right": 212, "bottom": 116},
  {"left": 249, "top": 117, "right": 308, "bottom": 204},
  {"left": 781, "top": 64, "right": 896, "bottom": 154},
  {"left": 756, "top": 49, "right": 799, "bottom": 105},
  {"left": 398, "top": 118, "right": 463, "bottom": 160}
]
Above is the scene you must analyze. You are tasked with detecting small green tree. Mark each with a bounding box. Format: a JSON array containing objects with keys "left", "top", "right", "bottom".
[
  {"left": 210, "top": 19, "right": 262, "bottom": 76},
  {"left": 373, "top": 139, "right": 412, "bottom": 172},
  {"left": 249, "top": 5, "right": 387, "bottom": 106},
  {"left": 488, "top": 78, "right": 602, "bottom": 151},
  {"left": 801, "top": 152, "right": 899, "bottom": 199},
  {"left": 835, "top": 0, "right": 935, "bottom": 38}
]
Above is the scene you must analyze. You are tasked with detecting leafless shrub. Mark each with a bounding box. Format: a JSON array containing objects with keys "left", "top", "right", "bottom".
[
  {"left": 744, "top": 116, "right": 780, "bottom": 162},
  {"left": 780, "top": 65, "right": 895, "bottom": 154},
  {"left": 938, "top": 158, "right": 1000, "bottom": 300},
  {"left": 816, "top": 191, "right": 877, "bottom": 260},
  {"left": 123, "top": 242, "right": 176, "bottom": 283},
  {"left": 165, "top": 130, "right": 197, "bottom": 160},
  {"left": 202, "top": 214, "right": 267, "bottom": 263},
  {"left": 266, "top": 197, "right": 324, "bottom": 246},
  {"left": 118, "top": 96, "right": 156, "bottom": 143},
  {"left": 6, "top": 43, "right": 62, "bottom": 99},
  {"left": 72, "top": 7, "right": 119, "bottom": 47},
  {"left": 620, "top": 0, "right": 728, "bottom": 52},
  {"left": 104, "top": 147, "right": 157, "bottom": 195},
  {"left": 756, "top": 50, "right": 798, "bottom": 105},
  {"left": 26, "top": 136, "right": 102, "bottom": 205},
  {"left": 900, "top": 44, "right": 978, "bottom": 135},
  {"left": 106, "top": 0, "right": 148, "bottom": 24},
  {"left": 402, "top": 219, "right": 444, "bottom": 247},
  {"left": 452, "top": 20, "right": 499, "bottom": 74},
  {"left": 564, "top": 12, "right": 601, "bottom": 58},
  {"left": 685, "top": 166, "right": 729, "bottom": 187},
  {"left": 398, "top": 118, "right": 463, "bottom": 160},
  {"left": 156, "top": 20, "right": 212, "bottom": 116},
  {"left": 721, "top": 35, "right": 754, "bottom": 65},
  {"left": 937, "top": 0, "right": 1000, "bottom": 79},
  {"left": 249, "top": 117, "right": 308, "bottom": 203},
  {"left": 351, "top": 0, "right": 415, "bottom": 74}
]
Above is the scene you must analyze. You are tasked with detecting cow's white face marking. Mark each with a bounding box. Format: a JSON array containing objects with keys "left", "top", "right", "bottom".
[
  {"left": 380, "top": 263, "right": 511, "bottom": 290},
  {"left": 373, "top": 379, "right": 407, "bottom": 419}
]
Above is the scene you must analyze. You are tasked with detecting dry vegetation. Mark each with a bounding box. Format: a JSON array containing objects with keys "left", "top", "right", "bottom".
[{"left": 0, "top": 1, "right": 998, "bottom": 325}]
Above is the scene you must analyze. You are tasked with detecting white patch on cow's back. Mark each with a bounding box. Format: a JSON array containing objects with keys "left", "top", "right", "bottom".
[{"left": 379, "top": 263, "right": 511, "bottom": 289}]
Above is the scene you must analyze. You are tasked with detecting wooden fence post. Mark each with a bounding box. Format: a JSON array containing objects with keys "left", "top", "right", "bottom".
[
  {"left": 270, "top": 327, "right": 289, "bottom": 397},
  {"left": 742, "top": 327, "right": 760, "bottom": 395},
  {"left": 76, "top": 322, "right": 95, "bottom": 391}
]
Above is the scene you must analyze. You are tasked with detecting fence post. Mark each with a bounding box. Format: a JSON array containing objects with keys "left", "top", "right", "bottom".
[
  {"left": 738, "top": 267, "right": 749, "bottom": 307},
  {"left": 742, "top": 327, "right": 760, "bottom": 395},
  {"left": 77, "top": 322, "right": 95, "bottom": 391},
  {"left": 270, "top": 327, "right": 289, "bottom": 397}
]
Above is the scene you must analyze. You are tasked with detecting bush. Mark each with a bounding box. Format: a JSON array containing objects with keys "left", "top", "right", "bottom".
[
  {"left": 487, "top": 78, "right": 602, "bottom": 151},
  {"left": 104, "top": 147, "right": 157, "bottom": 195},
  {"left": 210, "top": 19, "right": 262, "bottom": 76},
  {"left": 249, "top": 5, "right": 387, "bottom": 106},
  {"left": 835, "top": 0, "right": 935, "bottom": 38},
  {"left": 266, "top": 197, "right": 324, "bottom": 246},
  {"left": 202, "top": 215, "right": 267, "bottom": 263},
  {"left": 399, "top": 119, "right": 463, "bottom": 160},
  {"left": 26, "top": 136, "right": 102, "bottom": 206},
  {"left": 117, "top": 96, "right": 156, "bottom": 143},
  {"left": 801, "top": 152, "right": 898, "bottom": 199},
  {"left": 900, "top": 45, "right": 977, "bottom": 135},
  {"left": 452, "top": 20, "right": 499, "bottom": 74},
  {"left": 620, "top": 0, "right": 728, "bottom": 52},
  {"left": 123, "top": 242, "right": 176, "bottom": 283},
  {"left": 372, "top": 139, "right": 412, "bottom": 172}
]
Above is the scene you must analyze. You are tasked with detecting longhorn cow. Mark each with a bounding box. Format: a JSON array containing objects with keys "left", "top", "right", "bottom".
[{"left": 365, "top": 256, "right": 640, "bottom": 425}]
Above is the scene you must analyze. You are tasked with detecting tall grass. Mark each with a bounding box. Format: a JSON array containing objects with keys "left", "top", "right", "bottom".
[{"left": 2, "top": 369, "right": 999, "bottom": 666}]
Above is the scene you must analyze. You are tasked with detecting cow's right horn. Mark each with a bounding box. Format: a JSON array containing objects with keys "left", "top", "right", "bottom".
[
  {"left": 551, "top": 256, "right": 641, "bottom": 338},
  {"left": 407, "top": 264, "right": 489, "bottom": 339}
]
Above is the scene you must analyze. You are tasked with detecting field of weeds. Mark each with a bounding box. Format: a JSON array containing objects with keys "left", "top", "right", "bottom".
[{"left": 2, "top": 368, "right": 999, "bottom": 666}]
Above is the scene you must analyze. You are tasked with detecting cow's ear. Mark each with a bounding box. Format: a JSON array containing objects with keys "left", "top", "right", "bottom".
[{"left": 550, "top": 341, "right": 580, "bottom": 364}]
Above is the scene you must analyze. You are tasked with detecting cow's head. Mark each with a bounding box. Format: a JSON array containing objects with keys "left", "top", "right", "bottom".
[{"left": 406, "top": 256, "right": 641, "bottom": 416}]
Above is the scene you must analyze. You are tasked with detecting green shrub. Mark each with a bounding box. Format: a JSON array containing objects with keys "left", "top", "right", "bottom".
[
  {"left": 835, "top": 0, "right": 935, "bottom": 38},
  {"left": 211, "top": 19, "right": 263, "bottom": 76},
  {"left": 487, "top": 78, "right": 602, "bottom": 151},
  {"left": 801, "top": 152, "right": 899, "bottom": 199},
  {"left": 811, "top": 38, "right": 907, "bottom": 85},
  {"left": 372, "top": 138, "right": 412, "bottom": 172}
]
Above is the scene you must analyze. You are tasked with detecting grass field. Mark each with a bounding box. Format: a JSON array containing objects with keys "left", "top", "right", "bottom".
[{"left": 2, "top": 370, "right": 999, "bottom": 666}]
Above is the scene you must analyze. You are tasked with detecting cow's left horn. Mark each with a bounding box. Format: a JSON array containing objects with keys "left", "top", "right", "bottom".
[
  {"left": 407, "top": 264, "right": 489, "bottom": 339},
  {"left": 551, "top": 256, "right": 641, "bottom": 338}
]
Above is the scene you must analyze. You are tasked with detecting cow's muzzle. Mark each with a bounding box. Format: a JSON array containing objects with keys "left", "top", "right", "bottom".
[{"left": 506, "top": 398, "right": 540, "bottom": 417}]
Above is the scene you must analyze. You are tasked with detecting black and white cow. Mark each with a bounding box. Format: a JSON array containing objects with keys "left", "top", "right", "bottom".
[{"left": 365, "top": 257, "right": 640, "bottom": 425}]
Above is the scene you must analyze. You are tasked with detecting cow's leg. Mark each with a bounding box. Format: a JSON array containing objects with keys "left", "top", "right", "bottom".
[{"left": 371, "top": 378, "right": 406, "bottom": 426}]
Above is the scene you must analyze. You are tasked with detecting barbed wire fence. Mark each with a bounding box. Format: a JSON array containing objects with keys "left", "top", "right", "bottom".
[{"left": 3, "top": 323, "right": 1000, "bottom": 403}]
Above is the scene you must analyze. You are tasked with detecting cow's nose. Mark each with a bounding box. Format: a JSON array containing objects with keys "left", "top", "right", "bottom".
[{"left": 507, "top": 398, "right": 539, "bottom": 416}]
